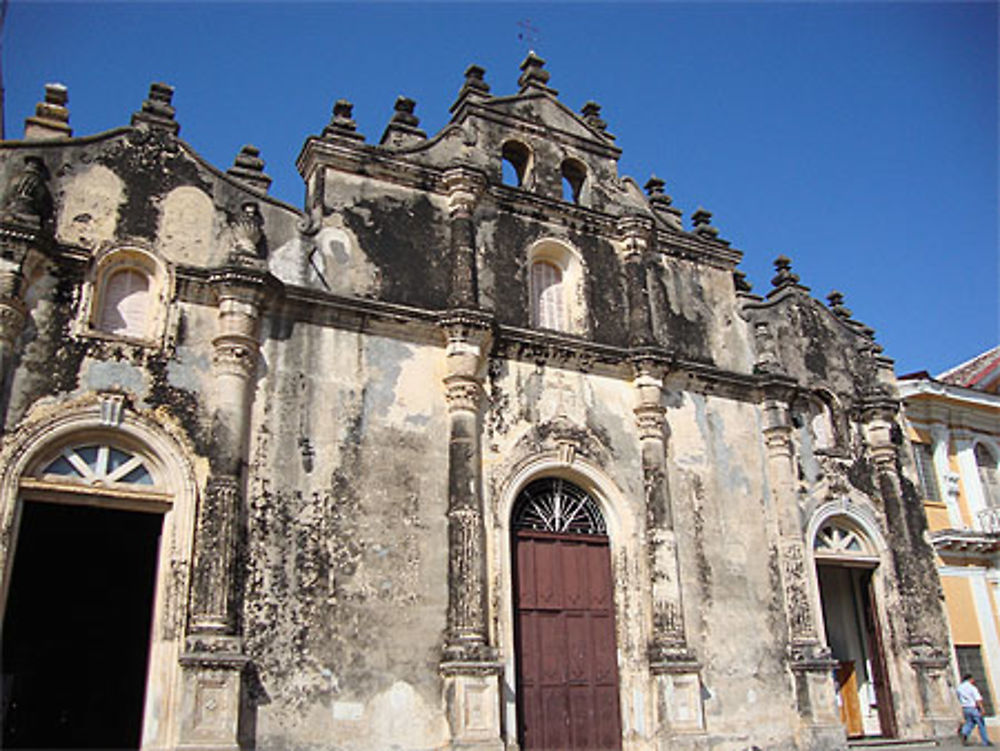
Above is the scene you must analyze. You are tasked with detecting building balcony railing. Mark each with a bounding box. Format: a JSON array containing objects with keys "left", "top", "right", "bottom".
[{"left": 978, "top": 507, "right": 1000, "bottom": 535}]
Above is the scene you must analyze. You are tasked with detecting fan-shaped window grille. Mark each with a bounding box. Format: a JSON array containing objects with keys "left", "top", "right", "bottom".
[
  {"left": 814, "top": 521, "right": 874, "bottom": 559},
  {"left": 513, "top": 478, "right": 606, "bottom": 535},
  {"left": 39, "top": 444, "right": 154, "bottom": 487}
]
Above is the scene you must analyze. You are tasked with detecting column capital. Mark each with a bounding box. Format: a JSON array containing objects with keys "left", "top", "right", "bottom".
[
  {"left": 441, "top": 165, "right": 487, "bottom": 217},
  {"left": 208, "top": 261, "right": 282, "bottom": 309}
]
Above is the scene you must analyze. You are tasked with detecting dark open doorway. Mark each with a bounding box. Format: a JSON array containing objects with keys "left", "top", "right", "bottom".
[{"left": 1, "top": 500, "right": 162, "bottom": 749}]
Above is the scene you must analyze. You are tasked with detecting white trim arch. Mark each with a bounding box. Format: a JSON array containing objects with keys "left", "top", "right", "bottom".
[
  {"left": 0, "top": 396, "right": 201, "bottom": 750},
  {"left": 526, "top": 237, "right": 588, "bottom": 336},
  {"left": 491, "top": 451, "right": 648, "bottom": 747}
]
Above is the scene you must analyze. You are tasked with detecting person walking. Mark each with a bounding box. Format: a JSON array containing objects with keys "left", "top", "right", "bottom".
[{"left": 958, "top": 673, "right": 994, "bottom": 746}]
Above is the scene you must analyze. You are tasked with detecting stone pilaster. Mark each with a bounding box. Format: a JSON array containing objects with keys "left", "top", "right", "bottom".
[
  {"left": 442, "top": 167, "right": 486, "bottom": 309},
  {"left": 617, "top": 215, "right": 654, "bottom": 348},
  {"left": 863, "top": 400, "right": 954, "bottom": 737},
  {"left": 0, "top": 156, "right": 53, "bottom": 430},
  {"left": 761, "top": 385, "right": 840, "bottom": 742},
  {"left": 632, "top": 359, "right": 704, "bottom": 739},
  {"left": 180, "top": 204, "right": 279, "bottom": 751},
  {"left": 438, "top": 311, "right": 502, "bottom": 750}
]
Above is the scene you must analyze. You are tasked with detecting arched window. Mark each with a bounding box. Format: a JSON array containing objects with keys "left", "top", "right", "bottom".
[
  {"left": 502, "top": 140, "right": 533, "bottom": 188},
  {"left": 976, "top": 444, "right": 999, "bottom": 508},
  {"left": 83, "top": 246, "right": 170, "bottom": 345},
  {"left": 530, "top": 260, "right": 566, "bottom": 331},
  {"left": 527, "top": 239, "right": 586, "bottom": 335},
  {"left": 560, "top": 158, "right": 587, "bottom": 204},
  {"left": 99, "top": 268, "right": 151, "bottom": 337}
]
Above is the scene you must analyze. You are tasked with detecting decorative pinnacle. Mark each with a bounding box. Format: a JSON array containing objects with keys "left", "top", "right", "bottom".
[
  {"left": 691, "top": 207, "right": 719, "bottom": 239},
  {"left": 770, "top": 255, "right": 800, "bottom": 288},
  {"left": 826, "top": 290, "right": 853, "bottom": 320},
  {"left": 323, "top": 99, "right": 364, "bottom": 141},
  {"left": 644, "top": 176, "right": 666, "bottom": 196},
  {"left": 462, "top": 64, "right": 490, "bottom": 95},
  {"left": 581, "top": 101, "right": 607, "bottom": 132},
  {"left": 227, "top": 145, "right": 272, "bottom": 194},
  {"left": 391, "top": 96, "right": 420, "bottom": 127},
  {"left": 131, "top": 82, "right": 179, "bottom": 135},
  {"left": 24, "top": 83, "right": 72, "bottom": 139},
  {"left": 733, "top": 270, "right": 752, "bottom": 293},
  {"left": 518, "top": 51, "right": 556, "bottom": 93}
]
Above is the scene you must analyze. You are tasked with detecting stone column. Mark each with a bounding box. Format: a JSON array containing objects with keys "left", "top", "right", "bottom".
[
  {"left": 864, "top": 401, "right": 954, "bottom": 737},
  {"left": 438, "top": 312, "right": 503, "bottom": 750},
  {"left": 442, "top": 167, "right": 485, "bottom": 309},
  {"left": 760, "top": 384, "right": 841, "bottom": 743},
  {"left": 632, "top": 359, "right": 704, "bottom": 738},
  {"left": 180, "top": 203, "right": 279, "bottom": 751}
]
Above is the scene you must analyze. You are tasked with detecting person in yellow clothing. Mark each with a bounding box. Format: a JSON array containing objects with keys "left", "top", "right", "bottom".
[{"left": 959, "top": 674, "right": 994, "bottom": 746}]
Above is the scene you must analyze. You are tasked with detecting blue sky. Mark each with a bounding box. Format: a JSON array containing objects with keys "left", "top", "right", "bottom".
[{"left": 4, "top": 1, "right": 997, "bottom": 376}]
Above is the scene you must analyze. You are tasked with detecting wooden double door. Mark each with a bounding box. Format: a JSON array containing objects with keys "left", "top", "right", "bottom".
[{"left": 513, "top": 529, "right": 622, "bottom": 750}]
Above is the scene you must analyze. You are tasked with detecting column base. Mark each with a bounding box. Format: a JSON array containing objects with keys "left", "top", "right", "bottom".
[
  {"left": 651, "top": 657, "right": 705, "bottom": 734},
  {"left": 441, "top": 658, "right": 504, "bottom": 750},
  {"left": 911, "top": 645, "right": 956, "bottom": 738},
  {"left": 177, "top": 635, "right": 249, "bottom": 751},
  {"left": 789, "top": 645, "right": 840, "bottom": 727}
]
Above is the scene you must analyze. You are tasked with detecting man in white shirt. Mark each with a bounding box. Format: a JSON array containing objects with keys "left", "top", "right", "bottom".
[{"left": 958, "top": 673, "right": 994, "bottom": 746}]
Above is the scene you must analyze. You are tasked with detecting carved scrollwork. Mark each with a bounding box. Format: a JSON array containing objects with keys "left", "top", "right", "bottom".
[
  {"left": 4, "top": 156, "right": 53, "bottom": 222},
  {"left": 781, "top": 541, "right": 817, "bottom": 639},
  {"left": 230, "top": 202, "right": 265, "bottom": 258}
]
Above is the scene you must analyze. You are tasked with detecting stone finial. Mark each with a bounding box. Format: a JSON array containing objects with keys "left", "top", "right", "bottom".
[
  {"left": 733, "top": 270, "right": 752, "bottom": 293},
  {"left": 131, "top": 82, "right": 180, "bottom": 135},
  {"left": 691, "top": 207, "right": 719, "bottom": 239},
  {"left": 644, "top": 175, "right": 683, "bottom": 230},
  {"left": 581, "top": 102, "right": 607, "bottom": 132},
  {"left": 379, "top": 96, "right": 427, "bottom": 147},
  {"left": 770, "top": 255, "right": 800, "bottom": 288},
  {"left": 449, "top": 64, "right": 492, "bottom": 114},
  {"left": 227, "top": 145, "right": 272, "bottom": 194},
  {"left": 230, "top": 201, "right": 265, "bottom": 259},
  {"left": 24, "top": 83, "right": 72, "bottom": 140},
  {"left": 322, "top": 99, "right": 365, "bottom": 142},
  {"left": 826, "top": 290, "right": 853, "bottom": 320},
  {"left": 518, "top": 52, "right": 557, "bottom": 95},
  {"left": 3, "top": 156, "right": 53, "bottom": 222}
]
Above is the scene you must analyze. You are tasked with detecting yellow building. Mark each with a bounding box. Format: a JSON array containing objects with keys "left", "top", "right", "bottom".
[{"left": 901, "top": 346, "right": 1000, "bottom": 722}]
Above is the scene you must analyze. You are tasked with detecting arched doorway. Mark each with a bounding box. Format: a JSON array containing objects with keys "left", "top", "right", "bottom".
[
  {"left": 813, "top": 518, "right": 896, "bottom": 739},
  {"left": 1, "top": 440, "right": 174, "bottom": 749},
  {"left": 511, "top": 477, "right": 622, "bottom": 750}
]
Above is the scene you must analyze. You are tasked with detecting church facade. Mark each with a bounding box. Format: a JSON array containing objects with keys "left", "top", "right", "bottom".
[{"left": 0, "top": 57, "right": 956, "bottom": 750}]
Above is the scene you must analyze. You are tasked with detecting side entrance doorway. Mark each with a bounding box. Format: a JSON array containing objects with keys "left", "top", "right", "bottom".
[
  {"left": 1, "top": 440, "right": 168, "bottom": 750},
  {"left": 512, "top": 478, "right": 622, "bottom": 751},
  {"left": 814, "top": 521, "right": 896, "bottom": 739}
]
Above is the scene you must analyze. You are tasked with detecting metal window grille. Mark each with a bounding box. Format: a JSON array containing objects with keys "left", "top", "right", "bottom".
[
  {"left": 512, "top": 478, "right": 606, "bottom": 535},
  {"left": 956, "top": 644, "right": 995, "bottom": 716}
]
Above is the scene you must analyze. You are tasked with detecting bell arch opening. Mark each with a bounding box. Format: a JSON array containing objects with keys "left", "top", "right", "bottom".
[{"left": 510, "top": 477, "right": 622, "bottom": 750}]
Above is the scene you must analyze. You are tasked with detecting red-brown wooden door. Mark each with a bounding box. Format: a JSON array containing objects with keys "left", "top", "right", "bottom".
[{"left": 514, "top": 529, "right": 622, "bottom": 750}]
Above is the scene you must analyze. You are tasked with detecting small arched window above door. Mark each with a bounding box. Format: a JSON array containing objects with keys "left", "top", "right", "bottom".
[
  {"left": 39, "top": 444, "right": 154, "bottom": 487},
  {"left": 813, "top": 517, "right": 878, "bottom": 565},
  {"left": 513, "top": 477, "right": 606, "bottom": 535}
]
